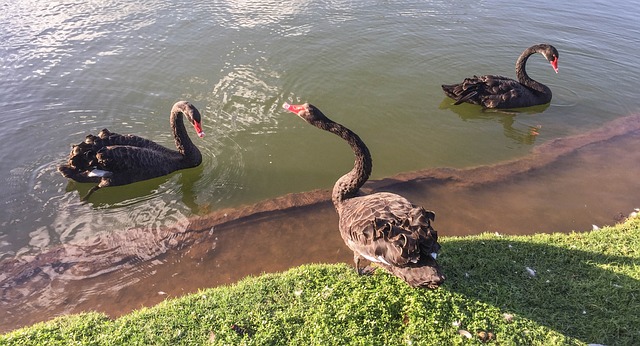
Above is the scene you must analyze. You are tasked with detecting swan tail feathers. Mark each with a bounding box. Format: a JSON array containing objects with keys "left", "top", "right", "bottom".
[
  {"left": 59, "top": 133, "right": 109, "bottom": 182},
  {"left": 442, "top": 82, "right": 479, "bottom": 105},
  {"left": 441, "top": 84, "right": 459, "bottom": 99},
  {"left": 453, "top": 90, "right": 478, "bottom": 105},
  {"left": 369, "top": 207, "right": 443, "bottom": 288}
]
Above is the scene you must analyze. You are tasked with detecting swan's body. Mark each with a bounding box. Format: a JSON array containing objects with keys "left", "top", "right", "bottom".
[
  {"left": 442, "top": 44, "right": 559, "bottom": 109},
  {"left": 284, "top": 103, "right": 444, "bottom": 288},
  {"left": 59, "top": 101, "right": 205, "bottom": 199}
]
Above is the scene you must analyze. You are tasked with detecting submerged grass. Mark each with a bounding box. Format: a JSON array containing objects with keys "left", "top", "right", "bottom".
[{"left": 2, "top": 217, "right": 639, "bottom": 345}]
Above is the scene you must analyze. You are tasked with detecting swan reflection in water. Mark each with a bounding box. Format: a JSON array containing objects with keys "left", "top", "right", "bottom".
[
  {"left": 439, "top": 99, "right": 550, "bottom": 146},
  {"left": 62, "top": 162, "right": 205, "bottom": 214}
]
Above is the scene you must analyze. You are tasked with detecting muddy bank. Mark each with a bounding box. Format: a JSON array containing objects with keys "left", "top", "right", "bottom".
[{"left": 1, "top": 114, "right": 640, "bottom": 332}]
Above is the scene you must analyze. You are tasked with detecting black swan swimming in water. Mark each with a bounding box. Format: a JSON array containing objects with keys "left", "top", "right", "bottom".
[
  {"left": 59, "top": 101, "right": 205, "bottom": 199},
  {"left": 442, "top": 44, "right": 559, "bottom": 109},
  {"left": 284, "top": 102, "right": 444, "bottom": 288}
]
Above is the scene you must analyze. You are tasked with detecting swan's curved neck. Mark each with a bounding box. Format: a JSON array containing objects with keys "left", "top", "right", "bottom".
[
  {"left": 316, "top": 119, "right": 372, "bottom": 210},
  {"left": 515, "top": 45, "right": 551, "bottom": 96},
  {"left": 171, "top": 107, "right": 202, "bottom": 166}
]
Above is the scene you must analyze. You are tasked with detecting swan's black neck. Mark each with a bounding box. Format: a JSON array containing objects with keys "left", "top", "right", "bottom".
[
  {"left": 314, "top": 118, "right": 372, "bottom": 211},
  {"left": 171, "top": 105, "right": 202, "bottom": 167},
  {"left": 515, "top": 45, "right": 552, "bottom": 97}
]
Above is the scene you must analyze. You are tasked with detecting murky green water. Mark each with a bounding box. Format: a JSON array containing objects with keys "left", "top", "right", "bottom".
[
  {"left": 0, "top": 0, "right": 640, "bottom": 330},
  {"left": 2, "top": 0, "right": 640, "bottom": 332}
]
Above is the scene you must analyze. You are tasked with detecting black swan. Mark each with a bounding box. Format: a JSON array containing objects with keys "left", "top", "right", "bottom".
[
  {"left": 442, "top": 44, "right": 559, "bottom": 109},
  {"left": 58, "top": 101, "right": 205, "bottom": 199},
  {"left": 284, "top": 102, "right": 444, "bottom": 288}
]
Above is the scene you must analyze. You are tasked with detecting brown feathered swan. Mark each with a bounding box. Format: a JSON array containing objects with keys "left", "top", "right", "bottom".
[
  {"left": 284, "top": 102, "right": 444, "bottom": 288},
  {"left": 58, "top": 101, "right": 205, "bottom": 199}
]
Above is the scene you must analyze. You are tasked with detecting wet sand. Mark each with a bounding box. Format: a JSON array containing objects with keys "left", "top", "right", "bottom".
[{"left": 1, "top": 114, "right": 640, "bottom": 332}]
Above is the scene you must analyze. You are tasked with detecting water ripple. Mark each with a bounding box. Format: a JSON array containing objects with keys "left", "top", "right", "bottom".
[
  {"left": 208, "top": 0, "right": 309, "bottom": 30},
  {"left": 2, "top": 0, "right": 640, "bottom": 332},
  {"left": 212, "top": 52, "right": 285, "bottom": 133}
]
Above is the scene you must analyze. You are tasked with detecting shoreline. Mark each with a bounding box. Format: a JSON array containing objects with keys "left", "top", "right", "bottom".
[{"left": 2, "top": 114, "right": 640, "bottom": 332}]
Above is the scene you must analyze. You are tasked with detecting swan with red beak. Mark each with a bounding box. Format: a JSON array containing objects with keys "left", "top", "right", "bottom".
[{"left": 284, "top": 102, "right": 444, "bottom": 288}]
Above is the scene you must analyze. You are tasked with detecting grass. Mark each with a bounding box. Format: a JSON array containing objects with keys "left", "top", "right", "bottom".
[{"left": 2, "top": 217, "right": 639, "bottom": 345}]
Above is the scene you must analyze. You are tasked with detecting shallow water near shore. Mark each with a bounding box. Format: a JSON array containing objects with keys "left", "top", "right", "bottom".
[
  {"left": 2, "top": 115, "right": 640, "bottom": 332},
  {"left": 2, "top": 0, "right": 640, "bottom": 333}
]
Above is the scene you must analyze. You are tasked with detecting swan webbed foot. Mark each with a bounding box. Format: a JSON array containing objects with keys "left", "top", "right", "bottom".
[{"left": 81, "top": 185, "right": 101, "bottom": 201}]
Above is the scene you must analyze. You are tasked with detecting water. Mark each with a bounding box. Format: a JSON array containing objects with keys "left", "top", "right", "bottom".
[{"left": 1, "top": 0, "right": 640, "bottom": 331}]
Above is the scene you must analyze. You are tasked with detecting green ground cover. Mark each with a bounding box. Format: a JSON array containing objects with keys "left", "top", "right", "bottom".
[{"left": 2, "top": 217, "right": 638, "bottom": 345}]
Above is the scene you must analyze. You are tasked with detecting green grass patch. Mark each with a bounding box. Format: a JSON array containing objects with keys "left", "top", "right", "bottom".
[{"left": 2, "top": 217, "right": 639, "bottom": 345}]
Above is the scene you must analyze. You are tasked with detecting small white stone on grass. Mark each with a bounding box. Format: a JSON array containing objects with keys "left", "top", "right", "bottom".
[
  {"left": 503, "top": 313, "right": 514, "bottom": 322},
  {"left": 458, "top": 330, "right": 472, "bottom": 339},
  {"left": 525, "top": 267, "right": 536, "bottom": 277}
]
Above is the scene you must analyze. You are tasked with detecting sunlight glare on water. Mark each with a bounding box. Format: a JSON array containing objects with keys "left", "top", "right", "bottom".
[
  {"left": 1, "top": 0, "right": 640, "bottom": 331},
  {"left": 1, "top": 0, "right": 639, "bottom": 260}
]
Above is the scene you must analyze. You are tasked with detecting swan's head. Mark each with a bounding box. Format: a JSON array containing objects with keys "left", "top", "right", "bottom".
[
  {"left": 174, "top": 101, "right": 205, "bottom": 138},
  {"left": 283, "top": 102, "right": 330, "bottom": 126},
  {"left": 539, "top": 44, "right": 559, "bottom": 73}
]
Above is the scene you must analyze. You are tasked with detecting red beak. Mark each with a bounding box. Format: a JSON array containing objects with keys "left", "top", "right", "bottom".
[
  {"left": 550, "top": 56, "right": 559, "bottom": 73},
  {"left": 194, "top": 122, "right": 205, "bottom": 138},
  {"left": 283, "top": 103, "right": 306, "bottom": 114}
]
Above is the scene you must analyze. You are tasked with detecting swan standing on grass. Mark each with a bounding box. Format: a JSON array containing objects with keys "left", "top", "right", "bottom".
[
  {"left": 284, "top": 102, "right": 444, "bottom": 288},
  {"left": 59, "top": 101, "right": 205, "bottom": 199}
]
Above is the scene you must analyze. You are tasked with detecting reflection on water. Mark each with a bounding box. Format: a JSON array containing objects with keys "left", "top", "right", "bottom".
[
  {"left": 212, "top": 61, "right": 283, "bottom": 132},
  {"left": 214, "top": 0, "right": 308, "bottom": 29},
  {"left": 439, "top": 99, "right": 550, "bottom": 146},
  {"left": 3, "top": 0, "right": 640, "bottom": 259},
  {"left": 1, "top": 115, "right": 639, "bottom": 332},
  {"left": 2, "top": 0, "right": 163, "bottom": 80},
  {"left": 1, "top": 0, "right": 640, "bottom": 334}
]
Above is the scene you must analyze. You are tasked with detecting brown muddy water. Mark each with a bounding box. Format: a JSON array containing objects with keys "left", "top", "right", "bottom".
[{"left": 2, "top": 115, "right": 640, "bottom": 332}]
